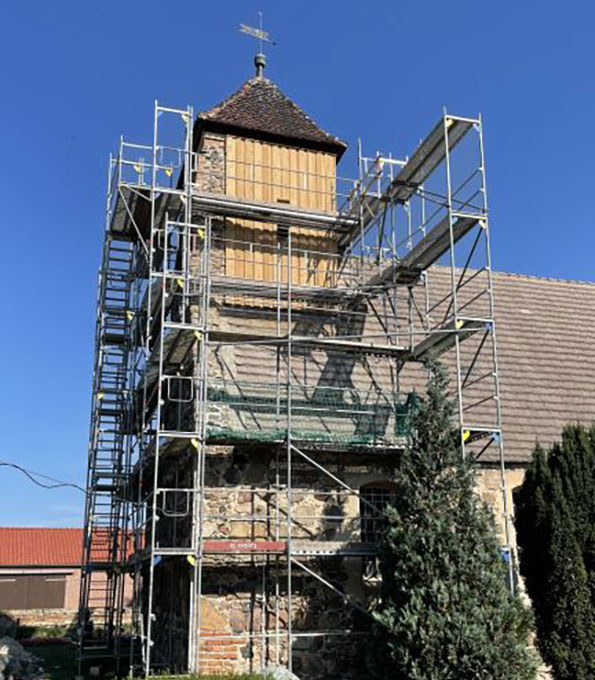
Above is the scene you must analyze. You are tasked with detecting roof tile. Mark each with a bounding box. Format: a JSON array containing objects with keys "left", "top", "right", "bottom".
[
  {"left": 198, "top": 76, "right": 347, "bottom": 155},
  {"left": 0, "top": 527, "right": 83, "bottom": 566}
]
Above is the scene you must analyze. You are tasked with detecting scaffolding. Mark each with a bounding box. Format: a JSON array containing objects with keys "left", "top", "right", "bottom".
[{"left": 79, "top": 101, "right": 513, "bottom": 676}]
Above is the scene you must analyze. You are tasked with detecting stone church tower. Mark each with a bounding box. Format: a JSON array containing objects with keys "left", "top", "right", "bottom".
[{"left": 81, "top": 50, "right": 518, "bottom": 680}]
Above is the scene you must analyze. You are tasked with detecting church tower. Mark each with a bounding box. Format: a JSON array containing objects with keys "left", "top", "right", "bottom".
[{"left": 79, "top": 43, "right": 511, "bottom": 680}]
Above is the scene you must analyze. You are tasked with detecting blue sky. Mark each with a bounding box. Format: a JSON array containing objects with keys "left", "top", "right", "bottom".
[{"left": 0, "top": 0, "right": 593, "bottom": 526}]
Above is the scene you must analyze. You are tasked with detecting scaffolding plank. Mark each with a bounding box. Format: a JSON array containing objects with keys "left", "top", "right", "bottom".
[
  {"left": 110, "top": 187, "right": 149, "bottom": 238},
  {"left": 362, "top": 215, "right": 480, "bottom": 289},
  {"left": 387, "top": 117, "right": 473, "bottom": 205},
  {"left": 110, "top": 187, "right": 183, "bottom": 239},
  {"left": 192, "top": 190, "right": 357, "bottom": 231},
  {"left": 412, "top": 317, "right": 487, "bottom": 359},
  {"left": 142, "top": 327, "right": 197, "bottom": 391},
  {"left": 209, "top": 330, "right": 407, "bottom": 357},
  {"left": 125, "top": 326, "right": 199, "bottom": 432},
  {"left": 291, "top": 540, "right": 377, "bottom": 556},
  {"left": 210, "top": 275, "right": 357, "bottom": 302},
  {"left": 339, "top": 117, "right": 473, "bottom": 247},
  {"left": 102, "top": 332, "right": 127, "bottom": 346}
]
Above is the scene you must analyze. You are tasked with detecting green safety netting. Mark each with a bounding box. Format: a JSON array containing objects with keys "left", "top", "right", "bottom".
[{"left": 205, "top": 387, "right": 418, "bottom": 445}]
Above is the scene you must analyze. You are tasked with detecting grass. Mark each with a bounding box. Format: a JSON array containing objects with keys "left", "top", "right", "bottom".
[
  {"left": 158, "top": 676, "right": 264, "bottom": 679},
  {"left": 16, "top": 624, "right": 72, "bottom": 640},
  {"left": 28, "top": 644, "right": 266, "bottom": 680},
  {"left": 159, "top": 676, "right": 263, "bottom": 679},
  {"left": 30, "top": 643, "right": 78, "bottom": 680},
  {"left": 22, "top": 640, "right": 266, "bottom": 680}
]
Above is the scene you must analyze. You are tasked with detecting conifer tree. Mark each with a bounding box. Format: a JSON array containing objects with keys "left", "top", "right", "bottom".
[
  {"left": 515, "top": 424, "right": 595, "bottom": 679},
  {"left": 371, "top": 361, "right": 536, "bottom": 680}
]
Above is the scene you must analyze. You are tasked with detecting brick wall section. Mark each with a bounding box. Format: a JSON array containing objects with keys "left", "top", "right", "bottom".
[{"left": 196, "top": 598, "right": 246, "bottom": 674}]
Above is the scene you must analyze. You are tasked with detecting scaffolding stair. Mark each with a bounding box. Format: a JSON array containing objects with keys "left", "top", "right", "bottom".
[{"left": 79, "top": 234, "right": 135, "bottom": 659}]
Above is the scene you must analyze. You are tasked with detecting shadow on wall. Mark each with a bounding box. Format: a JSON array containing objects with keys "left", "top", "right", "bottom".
[{"left": 289, "top": 561, "right": 370, "bottom": 680}]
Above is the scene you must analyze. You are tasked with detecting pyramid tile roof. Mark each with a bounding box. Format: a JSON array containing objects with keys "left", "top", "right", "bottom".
[{"left": 197, "top": 76, "right": 347, "bottom": 157}]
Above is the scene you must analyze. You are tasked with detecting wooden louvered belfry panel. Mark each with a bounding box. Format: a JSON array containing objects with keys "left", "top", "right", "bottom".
[{"left": 225, "top": 136, "right": 338, "bottom": 290}]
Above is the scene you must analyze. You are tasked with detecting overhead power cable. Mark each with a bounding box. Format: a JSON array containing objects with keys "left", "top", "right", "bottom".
[{"left": 0, "top": 459, "right": 86, "bottom": 494}]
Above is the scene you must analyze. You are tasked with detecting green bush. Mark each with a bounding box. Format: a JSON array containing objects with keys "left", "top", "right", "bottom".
[{"left": 515, "top": 425, "right": 595, "bottom": 679}]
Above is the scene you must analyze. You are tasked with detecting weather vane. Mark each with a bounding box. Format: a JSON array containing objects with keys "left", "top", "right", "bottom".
[{"left": 239, "top": 12, "right": 276, "bottom": 77}]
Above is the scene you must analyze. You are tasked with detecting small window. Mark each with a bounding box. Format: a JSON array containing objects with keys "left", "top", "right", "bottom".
[
  {"left": 360, "top": 482, "right": 396, "bottom": 580},
  {"left": 360, "top": 483, "right": 395, "bottom": 543}
]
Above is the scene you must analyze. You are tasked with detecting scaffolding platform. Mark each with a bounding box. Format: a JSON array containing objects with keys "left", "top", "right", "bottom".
[
  {"left": 412, "top": 317, "right": 487, "bottom": 359},
  {"left": 361, "top": 215, "right": 481, "bottom": 289},
  {"left": 130, "top": 326, "right": 409, "bottom": 433},
  {"left": 192, "top": 190, "right": 358, "bottom": 231},
  {"left": 339, "top": 115, "right": 474, "bottom": 247},
  {"left": 386, "top": 117, "right": 473, "bottom": 204},
  {"left": 130, "top": 540, "right": 377, "bottom": 560},
  {"left": 210, "top": 275, "right": 360, "bottom": 303},
  {"left": 291, "top": 541, "right": 377, "bottom": 557},
  {"left": 169, "top": 328, "right": 408, "bottom": 357},
  {"left": 110, "top": 187, "right": 184, "bottom": 240}
]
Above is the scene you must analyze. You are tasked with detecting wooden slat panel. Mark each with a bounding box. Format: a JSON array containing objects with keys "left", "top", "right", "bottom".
[
  {"left": 223, "top": 137, "right": 339, "bottom": 293},
  {"left": 236, "top": 140, "right": 247, "bottom": 280},
  {"left": 253, "top": 141, "right": 264, "bottom": 281},
  {"left": 225, "top": 137, "right": 237, "bottom": 279}
]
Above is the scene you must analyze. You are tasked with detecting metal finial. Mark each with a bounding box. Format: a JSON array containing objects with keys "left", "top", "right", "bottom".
[
  {"left": 239, "top": 11, "right": 276, "bottom": 77},
  {"left": 254, "top": 53, "right": 266, "bottom": 78}
]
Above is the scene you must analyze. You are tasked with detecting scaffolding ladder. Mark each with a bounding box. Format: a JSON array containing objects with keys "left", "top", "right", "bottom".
[{"left": 78, "top": 195, "right": 135, "bottom": 665}]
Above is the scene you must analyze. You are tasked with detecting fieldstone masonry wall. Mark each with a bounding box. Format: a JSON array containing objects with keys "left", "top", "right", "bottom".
[
  {"left": 152, "top": 447, "right": 525, "bottom": 679},
  {"left": 194, "top": 133, "right": 225, "bottom": 194}
]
